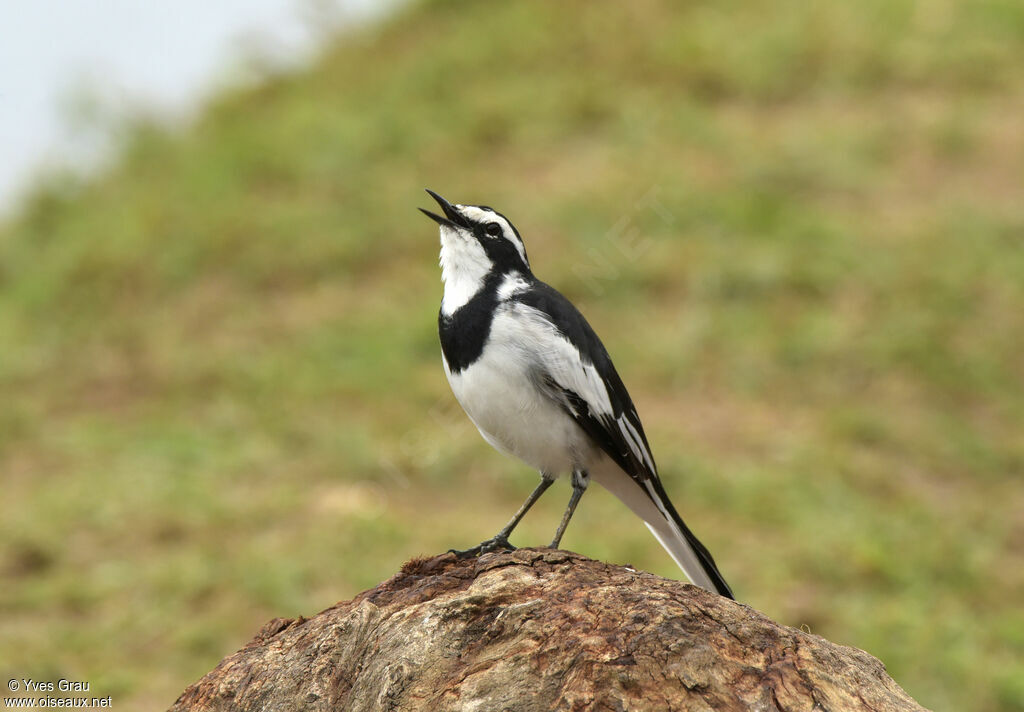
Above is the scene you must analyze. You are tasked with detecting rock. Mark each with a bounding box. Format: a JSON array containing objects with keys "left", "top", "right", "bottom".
[{"left": 170, "top": 548, "right": 927, "bottom": 711}]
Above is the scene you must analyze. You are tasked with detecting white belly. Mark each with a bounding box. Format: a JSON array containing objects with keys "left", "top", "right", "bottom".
[{"left": 444, "top": 348, "right": 593, "bottom": 476}]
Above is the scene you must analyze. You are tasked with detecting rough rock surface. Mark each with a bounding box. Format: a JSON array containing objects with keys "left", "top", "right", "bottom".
[{"left": 170, "top": 548, "right": 927, "bottom": 711}]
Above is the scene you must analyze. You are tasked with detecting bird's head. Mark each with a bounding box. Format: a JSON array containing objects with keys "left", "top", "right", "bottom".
[{"left": 420, "top": 189, "right": 530, "bottom": 281}]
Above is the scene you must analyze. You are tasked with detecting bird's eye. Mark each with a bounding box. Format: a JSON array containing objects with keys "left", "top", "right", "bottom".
[{"left": 485, "top": 222, "right": 502, "bottom": 237}]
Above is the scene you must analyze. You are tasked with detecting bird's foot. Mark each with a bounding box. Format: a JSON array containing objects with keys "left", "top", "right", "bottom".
[{"left": 448, "top": 534, "right": 516, "bottom": 559}]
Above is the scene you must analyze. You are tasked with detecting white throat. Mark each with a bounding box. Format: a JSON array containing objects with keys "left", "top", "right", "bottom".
[{"left": 439, "top": 225, "right": 492, "bottom": 316}]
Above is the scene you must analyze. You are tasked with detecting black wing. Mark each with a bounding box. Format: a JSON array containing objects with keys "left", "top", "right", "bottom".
[
  {"left": 515, "top": 281, "right": 733, "bottom": 597},
  {"left": 515, "top": 281, "right": 659, "bottom": 485}
]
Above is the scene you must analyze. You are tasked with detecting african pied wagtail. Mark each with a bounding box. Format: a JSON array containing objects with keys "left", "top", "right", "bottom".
[{"left": 420, "top": 189, "right": 733, "bottom": 599}]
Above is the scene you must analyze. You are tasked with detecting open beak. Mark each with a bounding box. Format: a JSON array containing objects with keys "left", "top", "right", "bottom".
[{"left": 419, "top": 189, "right": 468, "bottom": 229}]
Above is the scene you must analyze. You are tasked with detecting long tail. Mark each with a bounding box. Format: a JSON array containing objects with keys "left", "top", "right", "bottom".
[{"left": 591, "top": 463, "right": 734, "bottom": 599}]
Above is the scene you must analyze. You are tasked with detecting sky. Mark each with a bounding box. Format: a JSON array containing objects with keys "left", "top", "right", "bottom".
[{"left": 0, "top": 0, "right": 396, "bottom": 216}]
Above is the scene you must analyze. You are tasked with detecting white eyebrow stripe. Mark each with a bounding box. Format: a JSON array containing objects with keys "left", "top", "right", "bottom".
[
  {"left": 455, "top": 205, "right": 492, "bottom": 223},
  {"left": 454, "top": 205, "right": 529, "bottom": 266}
]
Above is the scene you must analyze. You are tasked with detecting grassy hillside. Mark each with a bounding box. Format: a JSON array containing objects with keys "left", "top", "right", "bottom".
[{"left": 2, "top": 0, "right": 1023, "bottom": 709}]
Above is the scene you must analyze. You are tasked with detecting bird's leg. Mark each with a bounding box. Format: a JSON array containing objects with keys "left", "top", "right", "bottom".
[
  {"left": 549, "top": 469, "right": 590, "bottom": 549},
  {"left": 450, "top": 474, "right": 555, "bottom": 558}
]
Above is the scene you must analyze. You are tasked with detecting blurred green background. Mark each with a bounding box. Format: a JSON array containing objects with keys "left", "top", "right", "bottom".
[{"left": 2, "top": 0, "right": 1023, "bottom": 709}]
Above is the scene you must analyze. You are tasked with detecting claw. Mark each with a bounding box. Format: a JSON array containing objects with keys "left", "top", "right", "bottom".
[
  {"left": 449, "top": 534, "right": 516, "bottom": 559},
  {"left": 448, "top": 544, "right": 482, "bottom": 559},
  {"left": 481, "top": 535, "right": 516, "bottom": 553}
]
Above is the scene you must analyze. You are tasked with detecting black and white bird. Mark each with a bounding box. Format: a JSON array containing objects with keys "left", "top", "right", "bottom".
[{"left": 420, "top": 189, "right": 733, "bottom": 599}]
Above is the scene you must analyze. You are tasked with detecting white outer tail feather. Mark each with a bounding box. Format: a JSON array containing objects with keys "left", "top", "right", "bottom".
[
  {"left": 643, "top": 520, "right": 720, "bottom": 594},
  {"left": 590, "top": 460, "right": 721, "bottom": 595}
]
